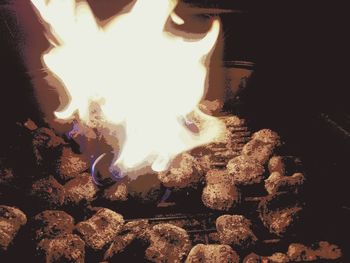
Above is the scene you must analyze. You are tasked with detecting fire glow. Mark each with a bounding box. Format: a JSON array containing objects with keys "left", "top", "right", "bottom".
[{"left": 31, "top": 0, "right": 226, "bottom": 178}]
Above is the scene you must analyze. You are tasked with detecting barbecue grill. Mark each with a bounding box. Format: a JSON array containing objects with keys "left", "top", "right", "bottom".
[{"left": 1, "top": 1, "right": 349, "bottom": 262}]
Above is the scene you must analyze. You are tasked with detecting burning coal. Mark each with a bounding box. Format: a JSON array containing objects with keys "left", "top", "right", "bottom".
[{"left": 30, "top": 0, "right": 226, "bottom": 179}]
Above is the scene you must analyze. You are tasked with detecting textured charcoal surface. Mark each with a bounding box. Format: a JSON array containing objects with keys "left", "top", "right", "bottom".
[
  {"left": 104, "top": 219, "right": 151, "bottom": 260},
  {"left": 145, "top": 223, "right": 191, "bottom": 263},
  {"left": 0, "top": 206, "right": 27, "bottom": 251},
  {"left": 241, "top": 129, "right": 281, "bottom": 165},
  {"left": 37, "top": 234, "right": 85, "bottom": 263},
  {"left": 216, "top": 214, "right": 257, "bottom": 250},
  {"left": 186, "top": 244, "right": 240, "bottom": 263},
  {"left": 227, "top": 155, "right": 265, "bottom": 186},
  {"left": 158, "top": 153, "right": 202, "bottom": 189},
  {"left": 265, "top": 172, "right": 305, "bottom": 195},
  {"left": 258, "top": 192, "right": 304, "bottom": 237},
  {"left": 202, "top": 169, "right": 240, "bottom": 211},
  {"left": 64, "top": 173, "right": 98, "bottom": 206},
  {"left": 32, "top": 210, "right": 75, "bottom": 241},
  {"left": 76, "top": 208, "right": 124, "bottom": 251},
  {"left": 0, "top": 118, "right": 345, "bottom": 262},
  {"left": 56, "top": 147, "right": 90, "bottom": 182},
  {"left": 103, "top": 181, "right": 129, "bottom": 202},
  {"left": 30, "top": 176, "right": 66, "bottom": 209}
]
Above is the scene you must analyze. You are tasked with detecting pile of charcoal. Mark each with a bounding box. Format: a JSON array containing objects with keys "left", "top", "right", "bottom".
[{"left": 0, "top": 116, "right": 344, "bottom": 262}]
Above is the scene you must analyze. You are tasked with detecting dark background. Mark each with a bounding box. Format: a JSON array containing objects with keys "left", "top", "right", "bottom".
[{"left": 1, "top": 0, "right": 349, "bottom": 259}]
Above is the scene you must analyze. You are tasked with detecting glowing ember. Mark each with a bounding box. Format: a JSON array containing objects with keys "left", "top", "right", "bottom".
[{"left": 31, "top": 0, "right": 226, "bottom": 178}]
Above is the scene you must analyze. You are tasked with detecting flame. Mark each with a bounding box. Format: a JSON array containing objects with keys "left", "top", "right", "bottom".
[{"left": 31, "top": 0, "right": 226, "bottom": 178}]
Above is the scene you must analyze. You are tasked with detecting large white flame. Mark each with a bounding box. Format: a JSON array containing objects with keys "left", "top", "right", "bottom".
[{"left": 31, "top": 0, "right": 226, "bottom": 177}]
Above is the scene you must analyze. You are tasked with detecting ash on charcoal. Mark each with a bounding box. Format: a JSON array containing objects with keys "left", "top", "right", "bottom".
[
  {"left": 315, "top": 241, "right": 343, "bottom": 260},
  {"left": 194, "top": 145, "right": 236, "bottom": 170},
  {"left": 268, "top": 252, "right": 290, "bottom": 263},
  {"left": 287, "top": 243, "right": 317, "bottom": 261},
  {"left": 128, "top": 172, "right": 163, "bottom": 204},
  {"left": 220, "top": 115, "right": 246, "bottom": 128},
  {"left": 145, "top": 223, "right": 191, "bottom": 263},
  {"left": 186, "top": 244, "right": 240, "bottom": 263},
  {"left": 104, "top": 219, "right": 151, "bottom": 260},
  {"left": 76, "top": 208, "right": 124, "bottom": 251},
  {"left": 64, "top": 173, "right": 98, "bottom": 206},
  {"left": 264, "top": 172, "right": 283, "bottom": 194},
  {"left": 158, "top": 153, "right": 202, "bottom": 190},
  {"left": 190, "top": 115, "right": 247, "bottom": 167},
  {"left": 243, "top": 252, "right": 290, "bottom": 263},
  {"left": 1, "top": 114, "right": 345, "bottom": 262},
  {"left": 264, "top": 172, "right": 305, "bottom": 195},
  {"left": 251, "top": 129, "right": 280, "bottom": 145},
  {"left": 198, "top": 99, "right": 223, "bottom": 115},
  {"left": 196, "top": 155, "right": 212, "bottom": 173},
  {"left": 268, "top": 156, "right": 286, "bottom": 175},
  {"left": 103, "top": 181, "right": 128, "bottom": 202},
  {"left": 227, "top": 155, "right": 265, "bottom": 186},
  {"left": 30, "top": 176, "right": 65, "bottom": 209},
  {"left": 32, "top": 127, "right": 66, "bottom": 168},
  {"left": 0, "top": 205, "right": 27, "bottom": 251},
  {"left": 242, "top": 253, "right": 261, "bottom": 263},
  {"left": 56, "top": 147, "right": 89, "bottom": 182},
  {"left": 104, "top": 231, "right": 135, "bottom": 259},
  {"left": 32, "top": 210, "right": 75, "bottom": 241},
  {"left": 287, "top": 241, "right": 342, "bottom": 262},
  {"left": 37, "top": 234, "right": 85, "bottom": 263},
  {"left": 265, "top": 207, "right": 302, "bottom": 237},
  {"left": 242, "top": 129, "right": 281, "bottom": 165},
  {"left": 259, "top": 192, "right": 303, "bottom": 236},
  {"left": 202, "top": 169, "right": 240, "bottom": 211},
  {"left": 118, "top": 219, "right": 150, "bottom": 240},
  {"left": 216, "top": 215, "right": 257, "bottom": 250},
  {"left": 268, "top": 156, "right": 303, "bottom": 176},
  {"left": 242, "top": 140, "right": 275, "bottom": 166}
]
